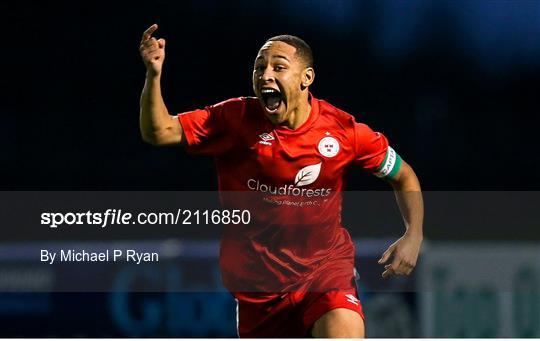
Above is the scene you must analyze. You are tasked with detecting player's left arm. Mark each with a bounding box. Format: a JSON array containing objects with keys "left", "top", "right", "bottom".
[{"left": 378, "top": 160, "right": 424, "bottom": 278}]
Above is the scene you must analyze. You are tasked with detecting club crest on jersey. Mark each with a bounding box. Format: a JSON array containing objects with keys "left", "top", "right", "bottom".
[
  {"left": 258, "top": 132, "right": 274, "bottom": 145},
  {"left": 318, "top": 136, "right": 340, "bottom": 158}
]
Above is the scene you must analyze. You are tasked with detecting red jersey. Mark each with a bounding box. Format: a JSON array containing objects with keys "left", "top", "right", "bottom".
[{"left": 178, "top": 95, "right": 396, "bottom": 298}]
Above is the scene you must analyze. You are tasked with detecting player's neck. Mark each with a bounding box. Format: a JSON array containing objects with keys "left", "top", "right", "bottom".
[{"left": 283, "top": 96, "right": 311, "bottom": 130}]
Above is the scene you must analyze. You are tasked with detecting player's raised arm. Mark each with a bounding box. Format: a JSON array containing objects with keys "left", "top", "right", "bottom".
[{"left": 139, "top": 24, "right": 184, "bottom": 146}]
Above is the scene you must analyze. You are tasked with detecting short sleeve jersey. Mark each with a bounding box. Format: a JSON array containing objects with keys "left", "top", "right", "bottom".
[{"left": 178, "top": 95, "right": 401, "bottom": 295}]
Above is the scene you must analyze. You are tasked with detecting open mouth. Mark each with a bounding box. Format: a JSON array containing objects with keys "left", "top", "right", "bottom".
[{"left": 260, "top": 88, "right": 283, "bottom": 113}]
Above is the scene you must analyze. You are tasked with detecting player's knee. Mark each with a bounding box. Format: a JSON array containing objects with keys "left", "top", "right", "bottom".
[{"left": 311, "top": 308, "right": 365, "bottom": 338}]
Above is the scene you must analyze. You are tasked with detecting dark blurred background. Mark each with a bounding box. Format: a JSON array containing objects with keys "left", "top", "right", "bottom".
[{"left": 3, "top": 0, "right": 539, "bottom": 191}]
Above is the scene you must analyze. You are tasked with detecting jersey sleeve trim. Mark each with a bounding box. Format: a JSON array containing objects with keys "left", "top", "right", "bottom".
[
  {"left": 375, "top": 146, "right": 402, "bottom": 179},
  {"left": 177, "top": 110, "right": 201, "bottom": 147}
]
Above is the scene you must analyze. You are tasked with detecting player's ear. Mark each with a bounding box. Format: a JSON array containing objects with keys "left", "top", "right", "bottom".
[{"left": 301, "top": 67, "right": 315, "bottom": 89}]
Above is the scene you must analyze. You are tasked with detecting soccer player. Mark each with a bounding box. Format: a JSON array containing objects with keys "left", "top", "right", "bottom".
[{"left": 139, "top": 24, "right": 423, "bottom": 338}]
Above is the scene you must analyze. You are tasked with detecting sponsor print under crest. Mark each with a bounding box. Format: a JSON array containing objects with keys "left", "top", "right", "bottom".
[
  {"left": 246, "top": 162, "right": 330, "bottom": 197},
  {"left": 294, "top": 163, "right": 322, "bottom": 187}
]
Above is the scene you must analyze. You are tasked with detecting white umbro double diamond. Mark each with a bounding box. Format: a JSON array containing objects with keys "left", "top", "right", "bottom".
[
  {"left": 345, "top": 294, "right": 360, "bottom": 306},
  {"left": 259, "top": 132, "right": 274, "bottom": 146}
]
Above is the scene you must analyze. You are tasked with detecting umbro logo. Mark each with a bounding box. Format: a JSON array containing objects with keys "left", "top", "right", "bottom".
[
  {"left": 259, "top": 132, "right": 274, "bottom": 145},
  {"left": 345, "top": 294, "right": 360, "bottom": 306}
]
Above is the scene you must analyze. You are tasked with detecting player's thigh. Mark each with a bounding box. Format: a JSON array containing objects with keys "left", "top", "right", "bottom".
[{"left": 311, "top": 308, "right": 365, "bottom": 338}]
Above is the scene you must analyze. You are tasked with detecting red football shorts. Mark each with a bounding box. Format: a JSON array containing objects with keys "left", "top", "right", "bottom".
[{"left": 235, "top": 289, "right": 365, "bottom": 338}]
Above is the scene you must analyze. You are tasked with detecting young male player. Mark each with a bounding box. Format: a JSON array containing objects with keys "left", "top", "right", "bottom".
[{"left": 139, "top": 24, "right": 423, "bottom": 338}]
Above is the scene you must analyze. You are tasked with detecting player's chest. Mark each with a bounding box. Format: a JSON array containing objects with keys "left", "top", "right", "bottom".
[{"left": 236, "top": 129, "right": 353, "bottom": 184}]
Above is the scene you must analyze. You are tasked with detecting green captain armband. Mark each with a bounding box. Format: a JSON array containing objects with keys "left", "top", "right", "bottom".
[{"left": 374, "top": 146, "right": 402, "bottom": 179}]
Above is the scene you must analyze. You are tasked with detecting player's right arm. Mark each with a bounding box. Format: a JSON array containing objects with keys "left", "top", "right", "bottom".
[{"left": 139, "top": 24, "right": 184, "bottom": 146}]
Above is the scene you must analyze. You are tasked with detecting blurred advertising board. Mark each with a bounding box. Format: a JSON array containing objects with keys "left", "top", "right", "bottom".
[{"left": 419, "top": 243, "right": 540, "bottom": 337}]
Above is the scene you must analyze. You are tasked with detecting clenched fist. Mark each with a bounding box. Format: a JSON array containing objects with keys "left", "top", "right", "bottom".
[{"left": 140, "top": 24, "right": 166, "bottom": 77}]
